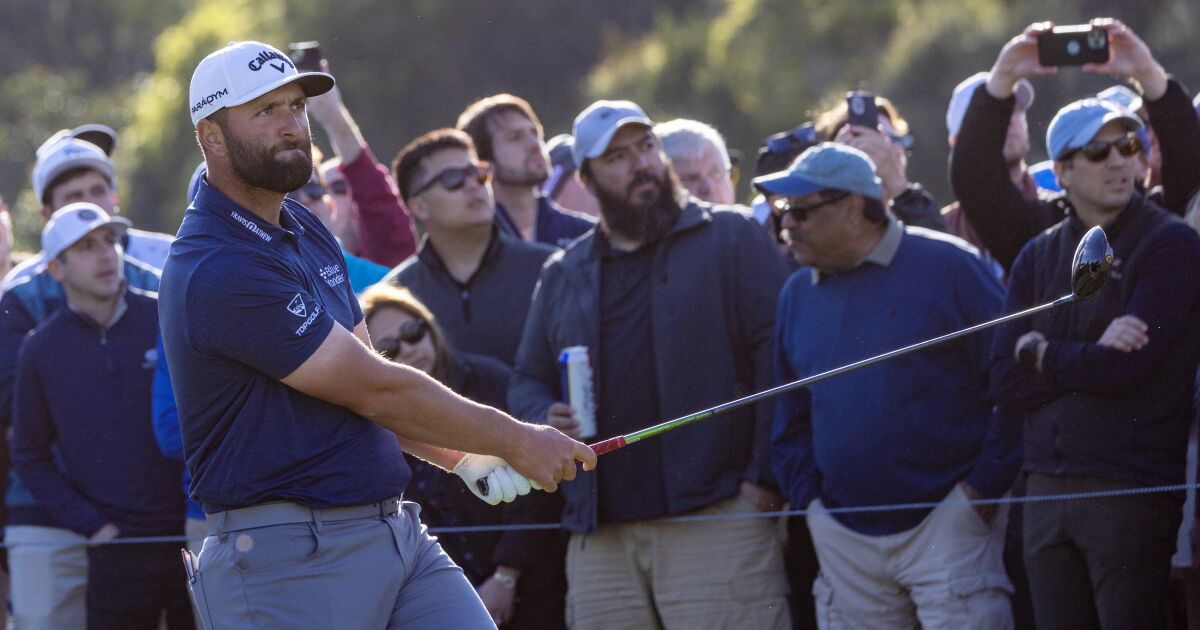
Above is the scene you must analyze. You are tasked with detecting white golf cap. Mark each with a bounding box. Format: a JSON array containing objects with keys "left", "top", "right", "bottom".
[
  {"left": 571, "top": 100, "right": 654, "bottom": 166},
  {"left": 37, "top": 123, "right": 118, "bottom": 158},
  {"left": 41, "top": 202, "right": 130, "bottom": 261},
  {"left": 946, "top": 72, "right": 1035, "bottom": 137},
  {"left": 188, "top": 41, "right": 334, "bottom": 126},
  {"left": 32, "top": 137, "right": 116, "bottom": 205}
]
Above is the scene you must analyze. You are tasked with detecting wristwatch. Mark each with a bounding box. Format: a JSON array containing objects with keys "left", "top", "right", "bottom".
[{"left": 492, "top": 571, "right": 518, "bottom": 590}]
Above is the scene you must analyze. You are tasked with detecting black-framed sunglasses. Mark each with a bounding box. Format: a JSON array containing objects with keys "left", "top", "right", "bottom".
[
  {"left": 376, "top": 319, "right": 429, "bottom": 361},
  {"left": 327, "top": 179, "right": 349, "bottom": 196},
  {"left": 292, "top": 180, "right": 325, "bottom": 200},
  {"left": 1064, "top": 133, "right": 1143, "bottom": 163},
  {"left": 411, "top": 162, "right": 492, "bottom": 197},
  {"left": 771, "top": 191, "right": 851, "bottom": 223},
  {"left": 763, "top": 124, "right": 819, "bottom": 155}
]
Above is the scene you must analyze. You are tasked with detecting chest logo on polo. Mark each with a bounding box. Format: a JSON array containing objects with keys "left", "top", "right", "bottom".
[
  {"left": 287, "top": 294, "right": 307, "bottom": 318},
  {"left": 318, "top": 264, "right": 346, "bottom": 289}
]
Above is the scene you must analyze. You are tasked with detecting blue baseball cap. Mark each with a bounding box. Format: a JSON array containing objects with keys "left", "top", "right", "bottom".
[
  {"left": 1046, "top": 98, "right": 1143, "bottom": 161},
  {"left": 752, "top": 142, "right": 883, "bottom": 200},
  {"left": 571, "top": 100, "right": 654, "bottom": 166}
]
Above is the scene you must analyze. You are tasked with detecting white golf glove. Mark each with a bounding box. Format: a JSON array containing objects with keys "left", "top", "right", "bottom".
[{"left": 453, "top": 454, "right": 535, "bottom": 506}]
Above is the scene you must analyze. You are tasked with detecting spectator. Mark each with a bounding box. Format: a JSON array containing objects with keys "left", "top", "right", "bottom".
[
  {"left": 0, "top": 137, "right": 161, "bottom": 630},
  {"left": 360, "top": 284, "right": 567, "bottom": 629},
  {"left": 543, "top": 134, "right": 601, "bottom": 218},
  {"left": 754, "top": 124, "right": 822, "bottom": 264},
  {"left": 762, "top": 143, "right": 1015, "bottom": 628},
  {"left": 942, "top": 71, "right": 1037, "bottom": 279},
  {"left": 5, "top": 127, "right": 172, "bottom": 284},
  {"left": 989, "top": 20, "right": 1200, "bottom": 629},
  {"left": 458, "top": 94, "right": 596, "bottom": 248},
  {"left": 951, "top": 19, "right": 1200, "bottom": 273},
  {"left": 306, "top": 59, "right": 418, "bottom": 267},
  {"left": 655, "top": 118, "right": 737, "bottom": 205},
  {"left": 814, "top": 94, "right": 947, "bottom": 231},
  {"left": 386, "top": 128, "right": 555, "bottom": 364},
  {"left": 1097, "top": 85, "right": 1159, "bottom": 190},
  {"left": 12, "top": 203, "right": 191, "bottom": 629},
  {"left": 510, "top": 100, "right": 791, "bottom": 629},
  {"left": 290, "top": 148, "right": 388, "bottom": 294}
]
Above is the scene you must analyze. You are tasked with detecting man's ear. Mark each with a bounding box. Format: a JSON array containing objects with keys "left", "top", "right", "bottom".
[
  {"left": 196, "top": 118, "right": 227, "bottom": 158},
  {"left": 1052, "top": 160, "right": 1072, "bottom": 192},
  {"left": 408, "top": 195, "right": 431, "bottom": 222},
  {"left": 46, "top": 257, "right": 65, "bottom": 282},
  {"left": 576, "top": 169, "right": 595, "bottom": 196}
]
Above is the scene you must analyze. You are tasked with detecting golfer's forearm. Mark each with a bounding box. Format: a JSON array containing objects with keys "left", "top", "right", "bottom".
[
  {"left": 396, "top": 437, "right": 463, "bottom": 471},
  {"left": 358, "top": 367, "right": 525, "bottom": 460}
]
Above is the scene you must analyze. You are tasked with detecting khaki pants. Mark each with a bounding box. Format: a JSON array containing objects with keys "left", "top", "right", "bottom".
[
  {"left": 806, "top": 484, "right": 1013, "bottom": 630},
  {"left": 6, "top": 525, "right": 88, "bottom": 630},
  {"left": 566, "top": 496, "right": 790, "bottom": 630}
]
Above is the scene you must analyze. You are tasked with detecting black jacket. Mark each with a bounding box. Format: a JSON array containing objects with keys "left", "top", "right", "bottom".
[{"left": 509, "top": 200, "right": 788, "bottom": 533}]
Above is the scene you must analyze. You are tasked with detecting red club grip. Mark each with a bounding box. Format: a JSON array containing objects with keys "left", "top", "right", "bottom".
[{"left": 589, "top": 436, "right": 626, "bottom": 456}]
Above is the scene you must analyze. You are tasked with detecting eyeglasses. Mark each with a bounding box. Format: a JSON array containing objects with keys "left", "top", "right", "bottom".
[
  {"left": 763, "top": 124, "right": 819, "bottom": 155},
  {"left": 772, "top": 191, "right": 851, "bottom": 223},
  {"left": 376, "top": 319, "right": 429, "bottom": 361},
  {"left": 1063, "top": 133, "right": 1143, "bottom": 162},
  {"left": 327, "top": 180, "right": 349, "bottom": 196},
  {"left": 411, "top": 162, "right": 492, "bottom": 197}
]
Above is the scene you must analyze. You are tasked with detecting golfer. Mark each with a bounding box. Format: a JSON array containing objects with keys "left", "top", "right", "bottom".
[{"left": 159, "top": 41, "right": 595, "bottom": 629}]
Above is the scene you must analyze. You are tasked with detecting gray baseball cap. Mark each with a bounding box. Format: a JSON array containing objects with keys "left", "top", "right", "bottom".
[{"left": 571, "top": 100, "right": 654, "bottom": 166}]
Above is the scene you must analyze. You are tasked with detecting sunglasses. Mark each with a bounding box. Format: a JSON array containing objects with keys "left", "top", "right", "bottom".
[
  {"left": 772, "top": 191, "right": 851, "bottom": 223},
  {"left": 1064, "top": 133, "right": 1143, "bottom": 162},
  {"left": 412, "top": 162, "right": 492, "bottom": 197},
  {"left": 763, "top": 124, "right": 819, "bottom": 155},
  {"left": 376, "top": 319, "right": 429, "bottom": 361}
]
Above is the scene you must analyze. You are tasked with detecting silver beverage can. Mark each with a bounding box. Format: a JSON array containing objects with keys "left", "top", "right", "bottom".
[{"left": 558, "top": 346, "right": 597, "bottom": 440}]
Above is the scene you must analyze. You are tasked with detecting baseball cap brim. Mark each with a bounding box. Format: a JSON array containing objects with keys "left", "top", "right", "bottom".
[
  {"left": 752, "top": 171, "right": 824, "bottom": 197},
  {"left": 201, "top": 72, "right": 335, "bottom": 123},
  {"left": 581, "top": 117, "right": 653, "bottom": 161},
  {"left": 44, "top": 217, "right": 132, "bottom": 261}
]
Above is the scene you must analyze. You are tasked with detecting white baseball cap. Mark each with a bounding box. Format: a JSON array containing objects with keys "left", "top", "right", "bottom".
[
  {"left": 946, "top": 72, "right": 1035, "bottom": 138},
  {"left": 188, "top": 41, "right": 334, "bottom": 126},
  {"left": 41, "top": 202, "right": 131, "bottom": 261},
  {"left": 571, "top": 100, "right": 655, "bottom": 166},
  {"left": 37, "top": 124, "right": 118, "bottom": 158},
  {"left": 32, "top": 138, "right": 116, "bottom": 205}
]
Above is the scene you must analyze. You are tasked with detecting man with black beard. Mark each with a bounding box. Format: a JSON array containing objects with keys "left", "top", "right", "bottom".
[
  {"left": 510, "top": 100, "right": 792, "bottom": 629},
  {"left": 160, "top": 41, "right": 595, "bottom": 629}
]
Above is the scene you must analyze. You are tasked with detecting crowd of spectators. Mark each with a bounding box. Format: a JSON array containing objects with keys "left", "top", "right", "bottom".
[{"left": 1, "top": 16, "right": 1200, "bottom": 630}]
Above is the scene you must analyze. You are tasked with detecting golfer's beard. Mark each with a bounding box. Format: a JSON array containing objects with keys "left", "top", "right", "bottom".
[
  {"left": 596, "top": 168, "right": 683, "bottom": 244},
  {"left": 227, "top": 131, "right": 314, "bottom": 194}
]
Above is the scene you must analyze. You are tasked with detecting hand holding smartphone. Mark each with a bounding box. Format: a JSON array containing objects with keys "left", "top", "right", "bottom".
[{"left": 288, "top": 41, "right": 322, "bottom": 72}]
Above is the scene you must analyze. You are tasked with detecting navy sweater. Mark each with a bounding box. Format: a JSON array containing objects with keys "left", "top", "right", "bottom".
[
  {"left": 772, "top": 227, "right": 1017, "bottom": 535},
  {"left": 11, "top": 290, "right": 184, "bottom": 537},
  {"left": 992, "top": 197, "right": 1200, "bottom": 486}
]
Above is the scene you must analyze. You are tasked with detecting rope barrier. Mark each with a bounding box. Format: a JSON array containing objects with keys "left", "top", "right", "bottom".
[{"left": 4, "top": 481, "right": 1193, "bottom": 547}]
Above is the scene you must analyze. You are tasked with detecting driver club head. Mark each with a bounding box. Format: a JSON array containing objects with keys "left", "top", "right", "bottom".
[{"left": 1071, "top": 226, "right": 1114, "bottom": 299}]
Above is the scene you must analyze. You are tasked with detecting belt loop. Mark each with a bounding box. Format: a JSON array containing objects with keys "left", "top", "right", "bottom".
[
  {"left": 312, "top": 507, "right": 324, "bottom": 535},
  {"left": 215, "top": 510, "right": 228, "bottom": 544}
]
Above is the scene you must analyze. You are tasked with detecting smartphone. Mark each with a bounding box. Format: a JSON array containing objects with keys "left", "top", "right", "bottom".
[
  {"left": 845, "top": 91, "right": 879, "bottom": 130},
  {"left": 288, "top": 41, "right": 322, "bottom": 72},
  {"left": 1037, "top": 25, "right": 1109, "bottom": 66}
]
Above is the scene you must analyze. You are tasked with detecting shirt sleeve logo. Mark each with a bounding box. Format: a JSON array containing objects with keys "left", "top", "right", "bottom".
[{"left": 287, "top": 293, "right": 307, "bottom": 318}]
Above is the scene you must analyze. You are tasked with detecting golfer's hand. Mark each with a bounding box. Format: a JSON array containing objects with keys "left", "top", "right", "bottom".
[
  {"left": 454, "top": 454, "right": 533, "bottom": 506},
  {"left": 546, "top": 402, "right": 581, "bottom": 438},
  {"left": 506, "top": 424, "right": 597, "bottom": 492},
  {"left": 1097, "top": 315, "right": 1149, "bottom": 352}
]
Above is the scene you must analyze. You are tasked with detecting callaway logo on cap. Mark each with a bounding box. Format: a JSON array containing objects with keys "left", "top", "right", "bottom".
[{"left": 188, "top": 41, "right": 335, "bottom": 126}]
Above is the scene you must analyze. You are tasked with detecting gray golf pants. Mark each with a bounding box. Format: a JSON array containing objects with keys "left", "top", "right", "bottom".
[{"left": 186, "top": 498, "right": 494, "bottom": 629}]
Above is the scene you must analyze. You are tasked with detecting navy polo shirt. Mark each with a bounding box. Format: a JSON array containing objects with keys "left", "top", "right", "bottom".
[{"left": 159, "top": 177, "right": 409, "bottom": 512}]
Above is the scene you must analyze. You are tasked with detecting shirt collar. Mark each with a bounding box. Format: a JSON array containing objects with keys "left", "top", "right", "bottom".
[
  {"left": 66, "top": 289, "right": 128, "bottom": 330},
  {"left": 813, "top": 217, "right": 903, "bottom": 284},
  {"left": 192, "top": 175, "right": 306, "bottom": 247}
]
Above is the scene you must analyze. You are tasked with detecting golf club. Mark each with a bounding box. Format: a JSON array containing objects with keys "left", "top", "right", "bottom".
[{"left": 586, "top": 225, "right": 1113, "bottom": 457}]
